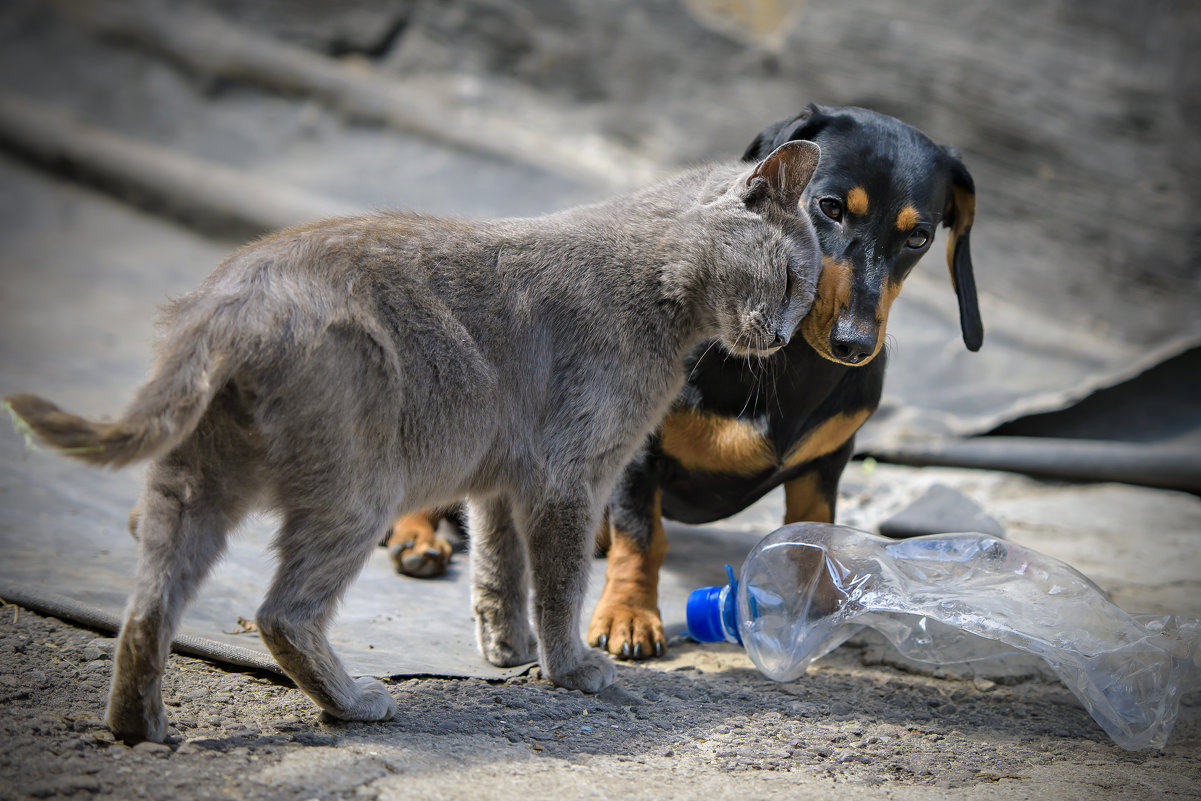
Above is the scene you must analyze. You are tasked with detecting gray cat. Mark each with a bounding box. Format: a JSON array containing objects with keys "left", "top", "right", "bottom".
[{"left": 5, "top": 140, "right": 821, "bottom": 744}]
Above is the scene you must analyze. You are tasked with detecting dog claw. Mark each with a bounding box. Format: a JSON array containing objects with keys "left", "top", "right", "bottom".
[{"left": 587, "top": 602, "right": 668, "bottom": 660}]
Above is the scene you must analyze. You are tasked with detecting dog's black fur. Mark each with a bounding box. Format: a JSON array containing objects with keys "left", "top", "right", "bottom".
[{"left": 588, "top": 104, "right": 982, "bottom": 659}]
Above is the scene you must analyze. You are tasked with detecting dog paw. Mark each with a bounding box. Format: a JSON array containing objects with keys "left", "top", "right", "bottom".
[
  {"left": 547, "top": 648, "right": 617, "bottom": 694},
  {"left": 322, "top": 677, "right": 397, "bottom": 723},
  {"left": 386, "top": 514, "right": 453, "bottom": 578},
  {"left": 587, "top": 601, "right": 667, "bottom": 660},
  {"left": 389, "top": 538, "right": 453, "bottom": 578}
]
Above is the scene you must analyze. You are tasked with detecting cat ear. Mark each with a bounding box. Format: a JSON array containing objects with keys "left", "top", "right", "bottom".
[{"left": 743, "top": 140, "right": 821, "bottom": 210}]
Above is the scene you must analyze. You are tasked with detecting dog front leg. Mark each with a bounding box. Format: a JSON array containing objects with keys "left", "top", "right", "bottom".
[
  {"left": 782, "top": 440, "right": 853, "bottom": 524},
  {"left": 587, "top": 484, "right": 667, "bottom": 660}
]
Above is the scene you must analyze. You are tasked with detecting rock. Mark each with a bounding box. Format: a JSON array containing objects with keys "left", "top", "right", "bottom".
[{"left": 878, "top": 484, "right": 1005, "bottom": 539}]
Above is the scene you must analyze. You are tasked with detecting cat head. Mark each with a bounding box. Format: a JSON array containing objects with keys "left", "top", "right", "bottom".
[{"left": 692, "top": 140, "right": 823, "bottom": 357}]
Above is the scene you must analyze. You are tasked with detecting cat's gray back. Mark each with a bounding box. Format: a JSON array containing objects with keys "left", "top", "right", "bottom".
[{"left": 195, "top": 160, "right": 780, "bottom": 502}]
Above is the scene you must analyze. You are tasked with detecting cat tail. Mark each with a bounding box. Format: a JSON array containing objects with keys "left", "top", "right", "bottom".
[{"left": 5, "top": 318, "right": 239, "bottom": 469}]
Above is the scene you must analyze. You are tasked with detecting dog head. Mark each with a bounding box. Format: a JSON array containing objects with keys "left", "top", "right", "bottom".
[{"left": 742, "top": 104, "right": 982, "bottom": 366}]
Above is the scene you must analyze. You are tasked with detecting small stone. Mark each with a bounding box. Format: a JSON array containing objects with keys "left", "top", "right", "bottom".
[
  {"left": 133, "top": 740, "right": 172, "bottom": 756},
  {"left": 878, "top": 484, "right": 1005, "bottom": 539}
]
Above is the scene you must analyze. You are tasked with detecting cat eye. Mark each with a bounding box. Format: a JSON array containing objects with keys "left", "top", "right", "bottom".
[
  {"left": 817, "top": 198, "right": 842, "bottom": 221},
  {"left": 905, "top": 230, "right": 931, "bottom": 249}
]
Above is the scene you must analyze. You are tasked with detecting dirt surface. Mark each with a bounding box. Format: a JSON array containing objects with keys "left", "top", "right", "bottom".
[
  {"left": 8, "top": 466, "right": 1200, "bottom": 800},
  {"left": 2, "top": 586, "right": 1199, "bottom": 800}
]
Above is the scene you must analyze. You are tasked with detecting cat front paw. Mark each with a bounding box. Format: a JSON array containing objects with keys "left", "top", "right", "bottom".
[
  {"left": 482, "top": 632, "right": 538, "bottom": 667},
  {"left": 545, "top": 648, "right": 616, "bottom": 693},
  {"left": 320, "top": 677, "right": 398, "bottom": 723},
  {"left": 477, "top": 615, "right": 537, "bottom": 667}
]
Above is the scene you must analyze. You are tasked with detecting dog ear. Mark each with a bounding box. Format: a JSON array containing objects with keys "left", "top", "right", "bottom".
[
  {"left": 744, "top": 140, "right": 821, "bottom": 210},
  {"left": 741, "top": 104, "right": 830, "bottom": 162},
  {"left": 941, "top": 149, "right": 983, "bottom": 351}
]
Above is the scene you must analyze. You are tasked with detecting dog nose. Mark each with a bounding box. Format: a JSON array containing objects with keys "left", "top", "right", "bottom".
[
  {"left": 770, "top": 330, "right": 790, "bottom": 349},
  {"left": 829, "top": 327, "right": 875, "bottom": 364}
]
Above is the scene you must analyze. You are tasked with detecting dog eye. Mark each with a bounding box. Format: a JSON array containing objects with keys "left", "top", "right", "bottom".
[
  {"left": 905, "top": 230, "right": 930, "bottom": 249},
  {"left": 818, "top": 198, "right": 842, "bottom": 221}
]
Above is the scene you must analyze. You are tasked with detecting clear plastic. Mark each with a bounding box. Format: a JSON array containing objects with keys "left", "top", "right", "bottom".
[{"left": 686, "top": 522, "right": 1201, "bottom": 750}]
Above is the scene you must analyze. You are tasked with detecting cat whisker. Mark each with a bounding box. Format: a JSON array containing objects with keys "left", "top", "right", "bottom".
[{"left": 687, "top": 339, "right": 721, "bottom": 383}]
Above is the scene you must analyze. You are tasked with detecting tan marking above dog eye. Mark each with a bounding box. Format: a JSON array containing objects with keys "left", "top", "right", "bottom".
[
  {"left": 846, "top": 187, "right": 869, "bottom": 216},
  {"left": 895, "top": 205, "right": 919, "bottom": 231}
]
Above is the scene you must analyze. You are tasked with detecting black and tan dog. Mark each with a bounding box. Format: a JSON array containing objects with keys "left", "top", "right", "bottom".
[{"left": 388, "top": 104, "right": 983, "bottom": 659}]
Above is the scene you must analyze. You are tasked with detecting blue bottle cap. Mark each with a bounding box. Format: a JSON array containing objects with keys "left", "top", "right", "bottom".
[
  {"left": 686, "top": 585, "right": 728, "bottom": 643},
  {"left": 688, "top": 566, "right": 743, "bottom": 644}
]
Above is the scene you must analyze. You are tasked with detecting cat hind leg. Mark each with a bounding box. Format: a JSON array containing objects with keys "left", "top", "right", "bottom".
[
  {"left": 107, "top": 437, "right": 257, "bottom": 743},
  {"left": 256, "top": 505, "right": 397, "bottom": 723}
]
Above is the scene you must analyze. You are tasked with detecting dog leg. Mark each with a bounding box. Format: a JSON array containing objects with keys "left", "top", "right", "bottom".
[
  {"left": 520, "top": 494, "right": 616, "bottom": 693},
  {"left": 783, "top": 471, "right": 834, "bottom": 524},
  {"left": 587, "top": 514, "right": 668, "bottom": 659},
  {"left": 469, "top": 496, "right": 536, "bottom": 667},
  {"left": 256, "top": 508, "right": 397, "bottom": 723},
  {"left": 385, "top": 508, "right": 453, "bottom": 578},
  {"left": 782, "top": 442, "right": 852, "bottom": 524},
  {"left": 588, "top": 474, "right": 667, "bottom": 659}
]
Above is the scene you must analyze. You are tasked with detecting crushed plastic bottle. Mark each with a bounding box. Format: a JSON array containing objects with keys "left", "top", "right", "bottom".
[{"left": 686, "top": 522, "right": 1201, "bottom": 750}]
